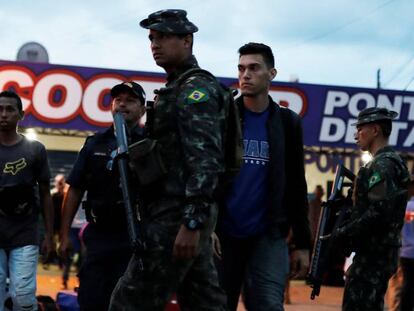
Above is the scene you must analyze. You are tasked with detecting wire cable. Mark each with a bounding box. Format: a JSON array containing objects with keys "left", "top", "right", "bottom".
[
  {"left": 384, "top": 54, "right": 414, "bottom": 87},
  {"left": 284, "top": 0, "right": 396, "bottom": 50},
  {"left": 403, "top": 75, "right": 414, "bottom": 91}
]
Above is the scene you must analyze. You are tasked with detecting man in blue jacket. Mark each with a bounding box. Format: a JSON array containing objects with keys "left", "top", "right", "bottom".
[{"left": 216, "top": 42, "right": 311, "bottom": 311}]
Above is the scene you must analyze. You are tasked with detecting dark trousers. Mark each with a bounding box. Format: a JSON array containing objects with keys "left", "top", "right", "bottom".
[
  {"left": 215, "top": 234, "right": 255, "bottom": 311},
  {"left": 400, "top": 257, "right": 414, "bottom": 311},
  {"left": 216, "top": 231, "right": 289, "bottom": 311},
  {"left": 109, "top": 220, "right": 227, "bottom": 311},
  {"left": 62, "top": 228, "right": 81, "bottom": 284},
  {"left": 343, "top": 250, "right": 398, "bottom": 311},
  {"left": 77, "top": 225, "right": 131, "bottom": 311}
]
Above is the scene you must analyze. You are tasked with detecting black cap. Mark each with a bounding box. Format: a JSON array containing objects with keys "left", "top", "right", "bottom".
[
  {"left": 352, "top": 107, "right": 398, "bottom": 126},
  {"left": 139, "top": 9, "right": 198, "bottom": 34},
  {"left": 110, "top": 81, "right": 146, "bottom": 105}
]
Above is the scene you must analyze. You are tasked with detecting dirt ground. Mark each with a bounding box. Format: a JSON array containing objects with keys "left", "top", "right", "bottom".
[{"left": 37, "top": 264, "right": 344, "bottom": 310}]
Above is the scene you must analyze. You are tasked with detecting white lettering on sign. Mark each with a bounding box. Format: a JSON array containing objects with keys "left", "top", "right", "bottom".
[
  {"left": 389, "top": 122, "right": 408, "bottom": 146},
  {"left": 319, "top": 117, "right": 346, "bottom": 142},
  {"left": 83, "top": 76, "right": 123, "bottom": 125},
  {"left": 132, "top": 79, "right": 165, "bottom": 102},
  {"left": 269, "top": 86, "right": 307, "bottom": 116},
  {"left": 377, "top": 94, "right": 403, "bottom": 114},
  {"left": 348, "top": 93, "right": 376, "bottom": 116},
  {"left": 269, "top": 89, "right": 307, "bottom": 115},
  {"left": 325, "top": 90, "right": 414, "bottom": 121},
  {"left": 0, "top": 66, "right": 35, "bottom": 110},
  {"left": 404, "top": 127, "right": 414, "bottom": 147},
  {"left": 0, "top": 65, "right": 165, "bottom": 127},
  {"left": 32, "top": 71, "right": 83, "bottom": 122},
  {"left": 320, "top": 90, "right": 414, "bottom": 148},
  {"left": 324, "top": 91, "right": 349, "bottom": 115},
  {"left": 404, "top": 96, "right": 414, "bottom": 120},
  {"left": 345, "top": 119, "right": 357, "bottom": 143}
]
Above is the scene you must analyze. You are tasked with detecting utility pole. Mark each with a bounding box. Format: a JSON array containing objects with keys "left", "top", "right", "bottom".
[{"left": 377, "top": 68, "right": 381, "bottom": 89}]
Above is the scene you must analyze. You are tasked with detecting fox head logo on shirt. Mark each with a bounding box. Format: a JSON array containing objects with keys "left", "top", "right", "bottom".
[{"left": 3, "top": 158, "right": 27, "bottom": 175}]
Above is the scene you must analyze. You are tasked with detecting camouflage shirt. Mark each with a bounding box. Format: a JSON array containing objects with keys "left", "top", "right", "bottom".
[
  {"left": 148, "top": 55, "right": 225, "bottom": 226},
  {"left": 336, "top": 146, "right": 409, "bottom": 250}
]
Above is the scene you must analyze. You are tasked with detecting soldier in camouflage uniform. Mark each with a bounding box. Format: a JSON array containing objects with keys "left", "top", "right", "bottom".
[
  {"left": 331, "top": 107, "right": 410, "bottom": 311},
  {"left": 109, "top": 9, "right": 228, "bottom": 311}
]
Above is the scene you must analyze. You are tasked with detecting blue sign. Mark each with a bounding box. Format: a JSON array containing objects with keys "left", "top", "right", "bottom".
[{"left": 1, "top": 60, "right": 413, "bottom": 151}]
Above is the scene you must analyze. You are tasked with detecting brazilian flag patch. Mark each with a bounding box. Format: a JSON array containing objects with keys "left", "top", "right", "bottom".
[
  {"left": 186, "top": 88, "right": 209, "bottom": 104},
  {"left": 368, "top": 171, "right": 382, "bottom": 188}
]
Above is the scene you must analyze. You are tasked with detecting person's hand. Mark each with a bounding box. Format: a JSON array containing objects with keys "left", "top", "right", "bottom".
[
  {"left": 211, "top": 232, "right": 222, "bottom": 260},
  {"left": 41, "top": 234, "right": 55, "bottom": 262},
  {"left": 290, "top": 249, "right": 309, "bottom": 279},
  {"left": 173, "top": 225, "right": 200, "bottom": 260},
  {"left": 58, "top": 235, "right": 73, "bottom": 260}
]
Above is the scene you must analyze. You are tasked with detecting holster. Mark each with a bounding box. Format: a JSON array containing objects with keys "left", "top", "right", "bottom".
[
  {"left": 82, "top": 199, "right": 124, "bottom": 227},
  {"left": 128, "top": 138, "right": 167, "bottom": 185},
  {"left": 82, "top": 200, "right": 97, "bottom": 224}
]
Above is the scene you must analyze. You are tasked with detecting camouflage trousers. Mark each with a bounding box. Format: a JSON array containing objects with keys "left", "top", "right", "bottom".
[
  {"left": 342, "top": 248, "right": 398, "bottom": 311},
  {"left": 108, "top": 209, "right": 227, "bottom": 311}
]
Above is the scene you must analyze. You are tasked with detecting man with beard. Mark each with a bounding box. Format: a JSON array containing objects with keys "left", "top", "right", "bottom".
[{"left": 60, "top": 82, "right": 146, "bottom": 310}]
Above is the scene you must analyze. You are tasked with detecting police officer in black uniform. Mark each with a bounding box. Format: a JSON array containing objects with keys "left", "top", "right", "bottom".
[{"left": 59, "top": 81, "right": 146, "bottom": 310}]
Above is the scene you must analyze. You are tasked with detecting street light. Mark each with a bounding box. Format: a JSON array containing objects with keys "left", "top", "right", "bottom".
[
  {"left": 361, "top": 151, "right": 373, "bottom": 165},
  {"left": 25, "top": 128, "right": 38, "bottom": 141}
]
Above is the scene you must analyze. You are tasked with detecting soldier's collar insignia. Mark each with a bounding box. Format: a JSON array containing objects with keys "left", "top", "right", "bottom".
[
  {"left": 186, "top": 88, "right": 209, "bottom": 104},
  {"left": 368, "top": 171, "right": 382, "bottom": 188}
]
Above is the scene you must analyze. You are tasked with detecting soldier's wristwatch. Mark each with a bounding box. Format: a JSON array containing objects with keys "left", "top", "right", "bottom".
[{"left": 184, "top": 218, "right": 203, "bottom": 231}]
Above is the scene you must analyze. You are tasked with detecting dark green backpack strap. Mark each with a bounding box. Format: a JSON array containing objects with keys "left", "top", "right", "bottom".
[{"left": 175, "top": 68, "right": 216, "bottom": 86}]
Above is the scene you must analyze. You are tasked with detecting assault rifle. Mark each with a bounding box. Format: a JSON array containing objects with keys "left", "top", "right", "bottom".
[
  {"left": 113, "top": 112, "right": 145, "bottom": 270},
  {"left": 308, "top": 164, "right": 355, "bottom": 300}
]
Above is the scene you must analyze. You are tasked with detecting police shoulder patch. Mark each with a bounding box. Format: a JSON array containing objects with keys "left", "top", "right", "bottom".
[
  {"left": 368, "top": 171, "right": 382, "bottom": 189},
  {"left": 186, "top": 88, "right": 209, "bottom": 104}
]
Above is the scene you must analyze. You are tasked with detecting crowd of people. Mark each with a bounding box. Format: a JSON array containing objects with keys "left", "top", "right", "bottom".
[{"left": 0, "top": 8, "right": 413, "bottom": 311}]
